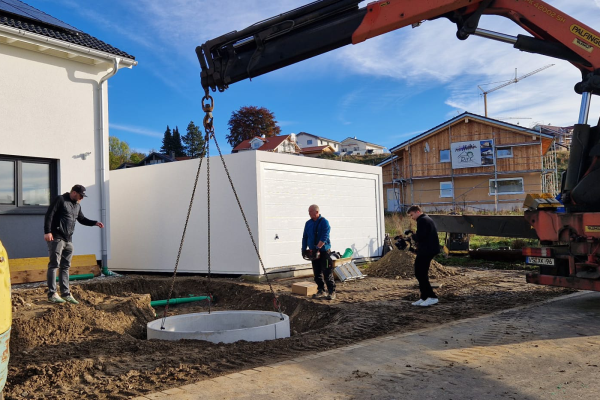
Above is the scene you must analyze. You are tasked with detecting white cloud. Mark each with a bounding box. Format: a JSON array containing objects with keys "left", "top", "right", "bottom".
[
  {"left": 277, "top": 120, "right": 298, "bottom": 128},
  {"left": 110, "top": 123, "right": 163, "bottom": 138},
  {"left": 333, "top": 1, "right": 600, "bottom": 126},
  {"left": 66, "top": 0, "right": 600, "bottom": 128}
]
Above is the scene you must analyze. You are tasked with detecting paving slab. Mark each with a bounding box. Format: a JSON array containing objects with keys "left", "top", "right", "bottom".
[{"left": 147, "top": 292, "right": 600, "bottom": 399}]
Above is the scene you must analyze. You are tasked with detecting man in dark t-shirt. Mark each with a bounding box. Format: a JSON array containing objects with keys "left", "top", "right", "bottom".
[{"left": 406, "top": 205, "right": 440, "bottom": 307}]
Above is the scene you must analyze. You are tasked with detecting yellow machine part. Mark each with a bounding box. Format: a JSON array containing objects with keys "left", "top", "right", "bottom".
[
  {"left": 0, "top": 239, "right": 11, "bottom": 333},
  {"left": 523, "top": 193, "right": 562, "bottom": 210}
]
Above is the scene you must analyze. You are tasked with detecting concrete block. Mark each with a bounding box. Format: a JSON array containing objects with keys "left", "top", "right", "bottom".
[{"left": 292, "top": 281, "right": 318, "bottom": 296}]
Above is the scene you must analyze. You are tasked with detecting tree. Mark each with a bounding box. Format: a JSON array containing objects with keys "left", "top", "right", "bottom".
[
  {"left": 109, "top": 136, "right": 131, "bottom": 170},
  {"left": 182, "top": 121, "right": 206, "bottom": 158},
  {"left": 129, "top": 152, "right": 146, "bottom": 164},
  {"left": 160, "top": 125, "right": 173, "bottom": 155},
  {"left": 226, "top": 106, "right": 281, "bottom": 149},
  {"left": 172, "top": 126, "right": 186, "bottom": 157},
  {"left": 108, "top": 136, "right": 147, "bottom": 170}
]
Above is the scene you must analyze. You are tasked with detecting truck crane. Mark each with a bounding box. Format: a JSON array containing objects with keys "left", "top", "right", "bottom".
[{"left": 196, "top": 0, "right": 600, "bottom": 292}]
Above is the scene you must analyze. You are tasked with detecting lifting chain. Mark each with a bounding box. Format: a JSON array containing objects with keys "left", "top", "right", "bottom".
[
  {"left": 202, "top": 91, "right": 283, "bottom": 319},
  {"left": 161, "top": 91, "right": 283, "bottom": 329},
  {"left": 204, "top": 96, "right": 212, "bottom": 314},
  {"left": 159, "top": 94, "right": 214, "bottom": 329}
]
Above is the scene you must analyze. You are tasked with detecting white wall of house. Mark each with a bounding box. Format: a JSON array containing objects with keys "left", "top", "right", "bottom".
[
  {"left": 341, "top": 138, "right": 385, "bottom": 155},
  {"left": 109, "top": 151, "right": 384, "bottom": 275},
  {"left": 296, "top": 133, "right": 319, "bottom": 148},
  {"left": 0, "top": 41, "right": 116, "bottom": 259}
]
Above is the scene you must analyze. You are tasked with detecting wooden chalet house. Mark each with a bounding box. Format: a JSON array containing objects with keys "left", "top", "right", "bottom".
[{"left": 380, "top": 113, "right": 558, "bottom": 212}]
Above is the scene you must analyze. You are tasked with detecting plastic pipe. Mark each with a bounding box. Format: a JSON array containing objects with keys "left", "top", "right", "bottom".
[
  {"left": 150, "top": 296, "right": 211, "bottom": 308},
  {"left": 56, "top": 273, "right": 95, "bottom": 281}
]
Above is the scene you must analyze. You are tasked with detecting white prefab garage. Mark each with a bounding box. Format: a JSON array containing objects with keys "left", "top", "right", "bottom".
[{"left": 109, "top": 151, "right": 384, "bottom": 275}]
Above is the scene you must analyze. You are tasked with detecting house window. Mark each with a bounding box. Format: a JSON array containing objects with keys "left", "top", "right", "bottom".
[
  {"left": 0, "top": 161, "right": 15, "bottom": 205},
  {"left": 489, "top": 178, "right": 524, "bottom": 195},
  {"left": 251, "top": 141, "right": 262, "bottom": 149},
  {"left": 342, "top": 148, "right": 347, "bottom": 152},
  {"left": 440, "top": 181, "right": 453, "bottom": 198},
  {"left": 0, "top": 155, "right": 57, "bottom": 213},
  {"left": 354, "top": 147, "right": 359, "bottom": 151},
  {"left": 496, "top": 147, "right": 513, "bottom": 158},
  {"left": 440, "top": 150, "right": 450, "bottom": 163},
  {"left": 307, "top": 139, "right": 313, "bottom": 145}
]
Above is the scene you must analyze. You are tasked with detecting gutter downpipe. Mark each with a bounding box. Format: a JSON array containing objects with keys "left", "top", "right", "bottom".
[{"left": 98, "top": 58, "right": 124, "bottom": 276}]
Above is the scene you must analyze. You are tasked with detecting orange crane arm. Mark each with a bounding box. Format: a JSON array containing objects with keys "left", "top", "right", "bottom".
[{"left": 198, "top": 0, "right": 600, "bottom": 94}]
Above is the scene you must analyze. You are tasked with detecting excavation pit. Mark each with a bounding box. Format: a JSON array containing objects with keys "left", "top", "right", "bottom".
[{"left": 147, "top": 310, "right": 291, "bottom": 343}]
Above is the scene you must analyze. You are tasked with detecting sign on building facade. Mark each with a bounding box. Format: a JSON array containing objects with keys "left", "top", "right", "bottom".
[{"left": 450, "top": 139, "right": 495, "bottom": 169}]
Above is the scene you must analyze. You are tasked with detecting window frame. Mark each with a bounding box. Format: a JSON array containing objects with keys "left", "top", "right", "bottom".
[
  {"left": 496, "top": 146, "right": 513, "bottom": 159},
  {"left": 0, "top": 155, "right": 58, "bottom": 215},
  {"left": 489, "top": 177, "right": 524, "bottom": 195},
  {"left": 440, "top": 149, "right": 450, "bottom": 163},
  {"left": 440, "top": 181, "right": 453, "bottom": 198}
]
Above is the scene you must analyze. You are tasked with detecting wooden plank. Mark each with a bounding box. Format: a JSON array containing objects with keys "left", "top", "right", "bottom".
[
  {"left": 10, "top": 254, "right": 97, "bottom": 272},
  {"left": 10, "top": 264, "right": 100, "bottom": 284}
]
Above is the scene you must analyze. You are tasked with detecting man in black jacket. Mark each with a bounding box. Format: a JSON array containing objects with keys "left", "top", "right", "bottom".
[
  {"left": 406, "top": 205, "right": 440, "bottom": 307},
  {"left": 44, "top": 185, "right": 104, "bottom": 304}
]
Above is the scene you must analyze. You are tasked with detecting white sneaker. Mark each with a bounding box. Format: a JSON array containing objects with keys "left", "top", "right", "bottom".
[
  {"left": 411, "top": 299, "right": 424, "bottom": 306},
  {"left": 419, "top": 298, "right": 439, "bottom": 307}
]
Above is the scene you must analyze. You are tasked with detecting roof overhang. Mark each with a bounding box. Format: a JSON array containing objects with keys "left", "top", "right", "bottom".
[
  {"left": 377, "top": 155, "right": 397, "bottom": 167},
  {"left": 0, "top": 24, "right": 137, "bottom": 68},
  {"left": 389, "top": 113, "right": 554, "bottom": 154}
]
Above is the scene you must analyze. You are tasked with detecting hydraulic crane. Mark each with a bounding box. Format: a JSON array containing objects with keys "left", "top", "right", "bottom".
[{"left": 197, "top": 0, "right": 600, "bottom": 291}]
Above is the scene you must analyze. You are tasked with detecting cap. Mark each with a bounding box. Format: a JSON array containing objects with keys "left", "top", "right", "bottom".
[{"left": 71, "top": 184, "right": 87, "bottom": 197}]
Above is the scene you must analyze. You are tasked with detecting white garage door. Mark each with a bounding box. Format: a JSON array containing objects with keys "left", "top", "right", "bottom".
[{"left": 260, "top": 163, "right": 383, "bottom": 269}]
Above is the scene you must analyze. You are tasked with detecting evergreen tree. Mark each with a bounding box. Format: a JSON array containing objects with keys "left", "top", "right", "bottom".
[
  {"left": 183, "top": 121, "right": 206, "bottom": 158},
  {"left": 172, "top": 126, "right": 186, "bottom": 157},
  {"left": 160, "top": 125, "right": 173, "bottom": 155}
]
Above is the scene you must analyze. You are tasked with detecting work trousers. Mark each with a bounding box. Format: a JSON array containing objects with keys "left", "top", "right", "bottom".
[
  {"left": 47, "top": 239, "right": 74, "bottom": 298},
  {"left": 414, "top": 253, "right": 437, "bottom": 300},
  {"left": 312, "top": 253, "right": 335, "bottom": 294}
]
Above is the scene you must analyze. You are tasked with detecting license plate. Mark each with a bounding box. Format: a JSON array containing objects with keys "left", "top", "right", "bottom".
[{"left": 526, "top": 257, "right": 555, "bottom": 266}]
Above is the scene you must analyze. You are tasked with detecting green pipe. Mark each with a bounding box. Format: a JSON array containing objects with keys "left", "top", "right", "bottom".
[
  {"left": 56, "top": 273, "right": 95, "bottom": 282},
  {"left": 101, "top": 265, "right": 121, "bottom": 277},
  {"left": 150, "top": 296, "right": 211, "bottom": 308}
]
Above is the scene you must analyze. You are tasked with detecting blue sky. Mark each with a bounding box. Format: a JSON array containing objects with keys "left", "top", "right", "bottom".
[{"left": 25, "top": 0, "right": 600, "bottom": 154}]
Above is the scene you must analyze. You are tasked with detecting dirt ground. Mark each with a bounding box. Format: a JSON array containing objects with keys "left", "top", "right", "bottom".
[{"left": 4, "top": 250, "right": 573, "bottom": 399}]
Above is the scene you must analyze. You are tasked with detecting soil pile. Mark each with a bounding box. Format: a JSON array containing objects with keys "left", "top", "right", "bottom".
[
  {"left": 365, "top": 249, "right": 457, "bottom": 279},
  {"left": 5, "top": 273, "right": 571, "bottom": 399},
  {"left": 10, "top": 286, "right": 155, "bottom": 352}
]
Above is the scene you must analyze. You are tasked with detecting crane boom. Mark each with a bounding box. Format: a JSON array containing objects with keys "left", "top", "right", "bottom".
[
  {"left": 197, "top": 0, "right": 600, "bottom": 94},
  {"left": 478, "top": 64, "right": 555, "bottom": 117}
]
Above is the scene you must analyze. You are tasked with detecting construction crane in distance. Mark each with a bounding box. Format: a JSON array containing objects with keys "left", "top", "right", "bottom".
[{"left": 478, "top": 64, "right": 554, "bottom": 117}]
